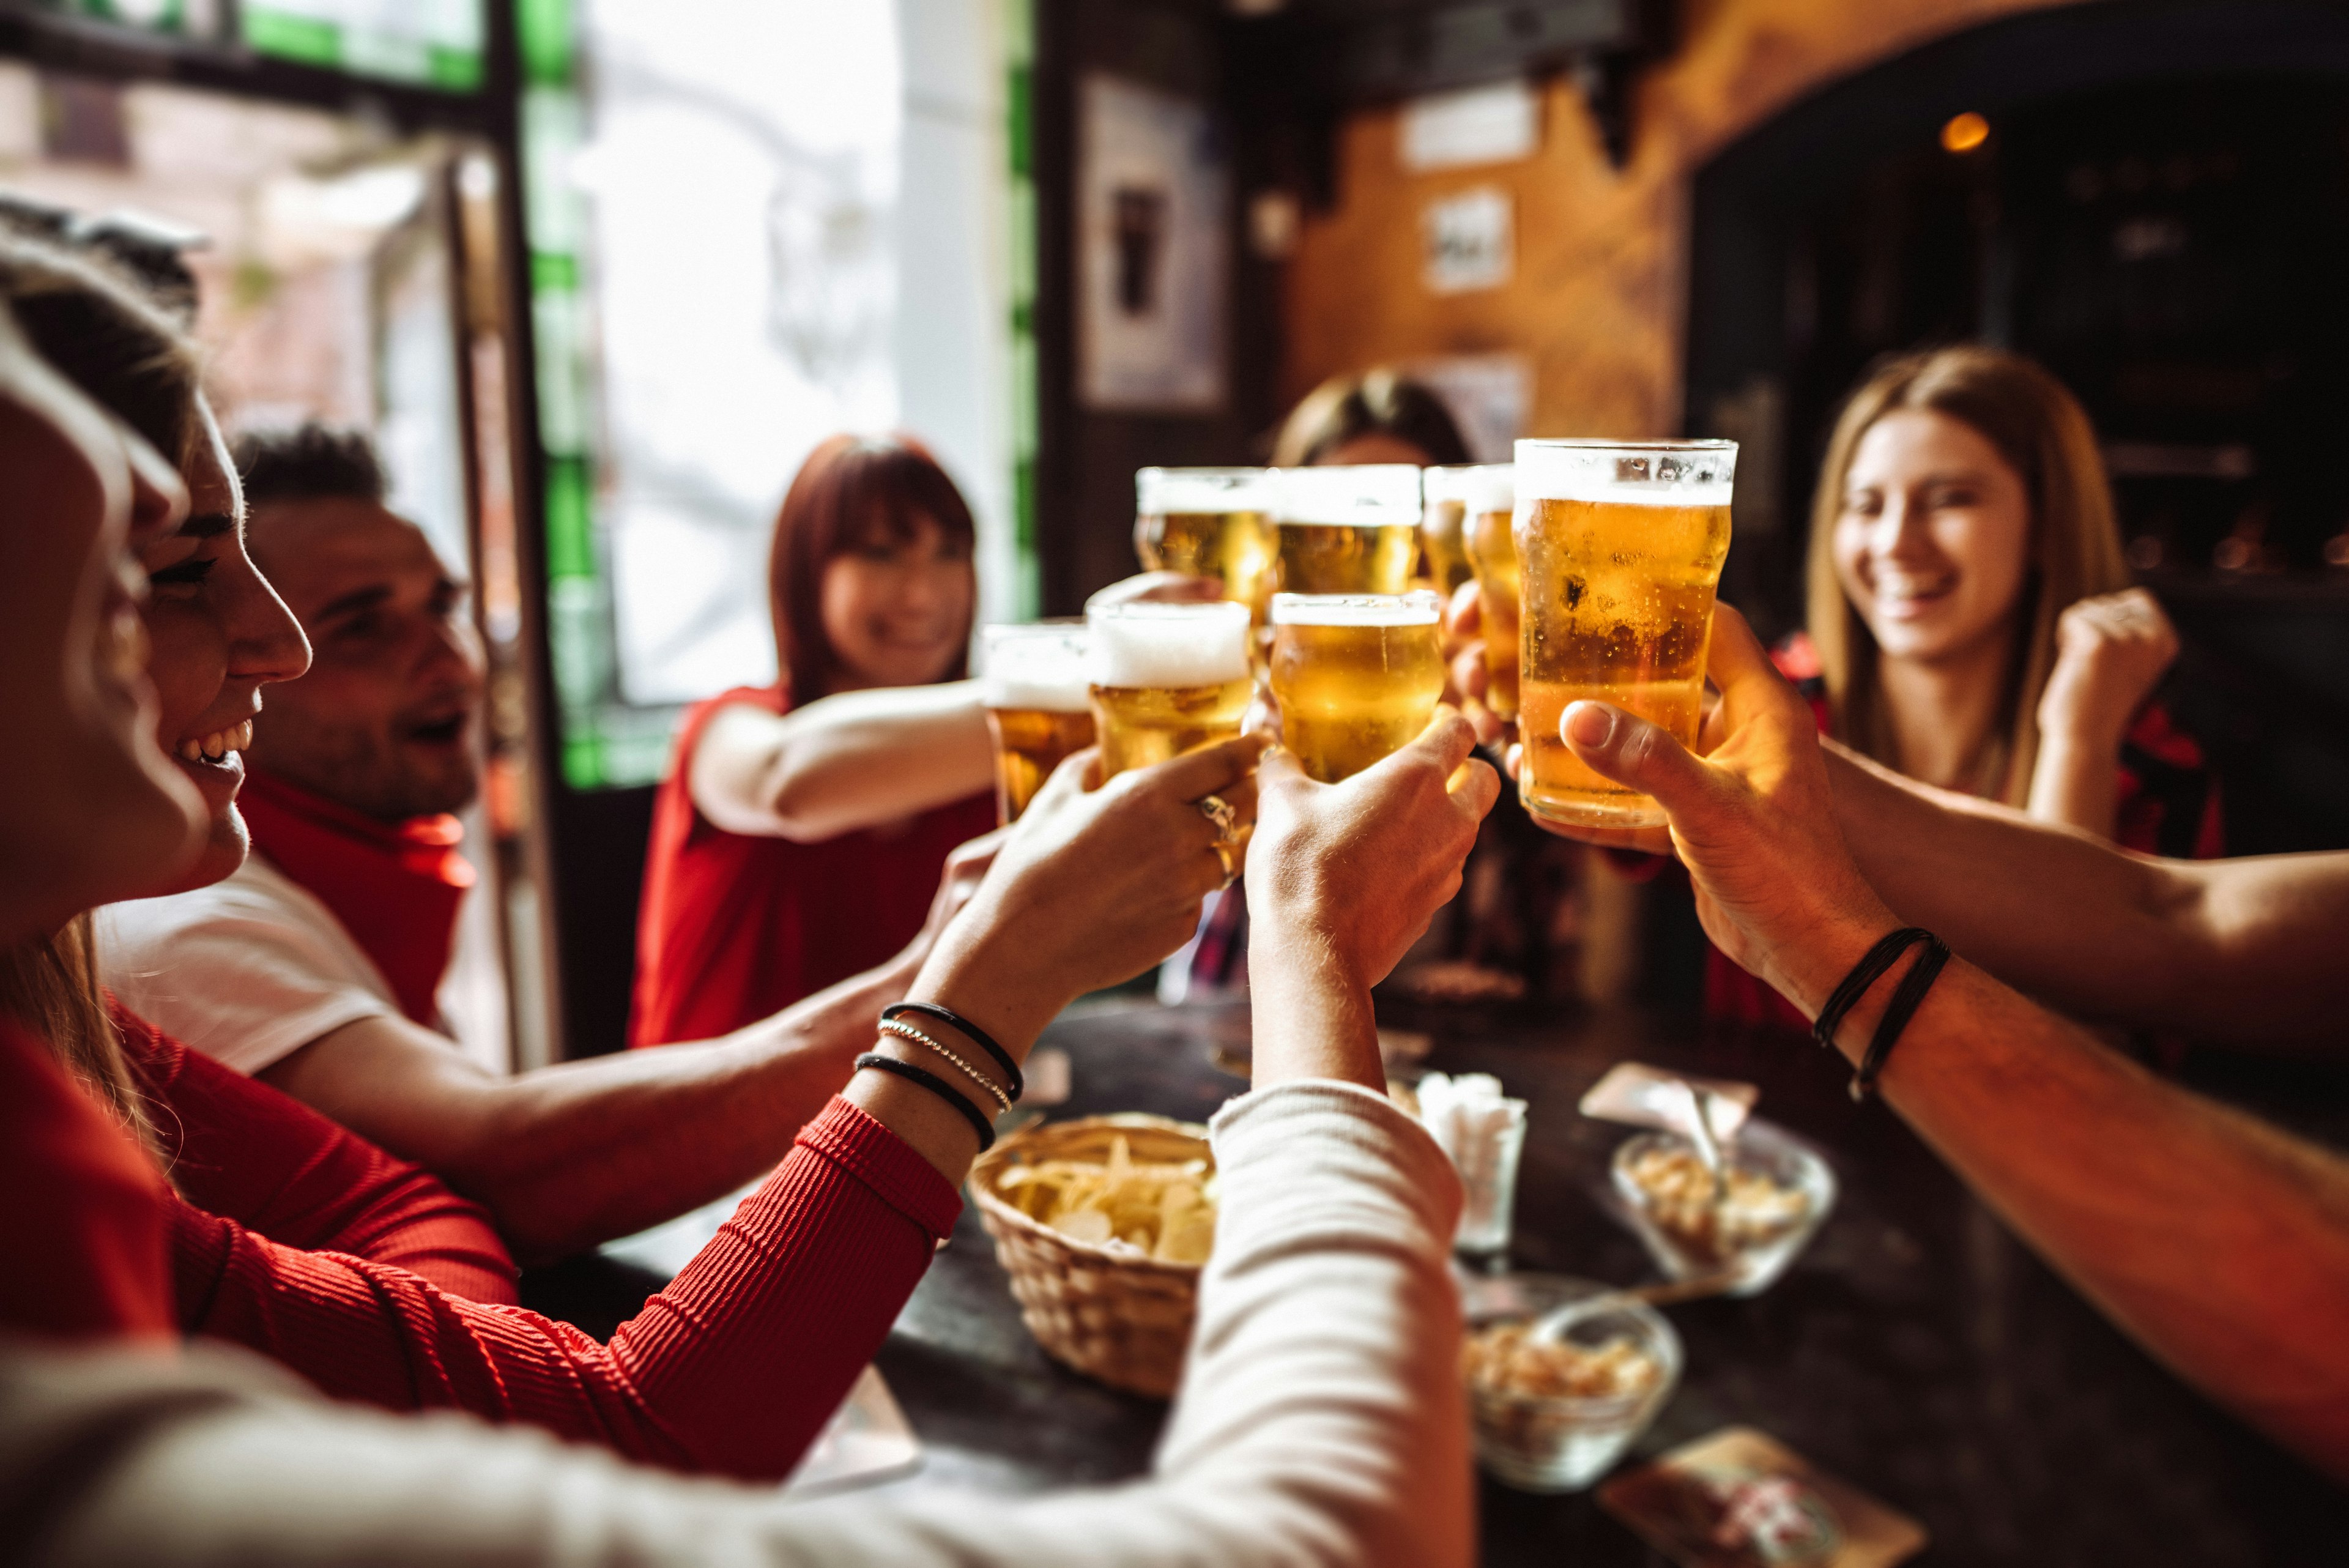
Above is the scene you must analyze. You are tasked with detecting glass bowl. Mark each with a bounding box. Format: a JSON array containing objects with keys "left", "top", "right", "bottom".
[
  {"left": 1608, "top": 1119, "right": 1835, "bottom": 1298},
  {"left": 1457, "top": 1272, "right": 1682, "bottom": 1492}
]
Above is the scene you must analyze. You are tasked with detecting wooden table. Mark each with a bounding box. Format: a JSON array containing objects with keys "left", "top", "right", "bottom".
[{"left": 541, "top": 997, "right": 2343, "bottom": 1564}]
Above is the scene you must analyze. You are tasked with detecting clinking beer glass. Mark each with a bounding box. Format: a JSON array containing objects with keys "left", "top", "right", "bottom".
[
  {"left": 1268, "top": 591, "right": 1445, "bottom": 783},
  {"left": 1270, "top": 465, "right": 1423, "bottom": 596},
  {"left": 980, "top": 623, "right": 1095, "bottom": 823},
  {"left": 1513, "top": 439, "right": 1736, "bottom": 828},
  {"left": 1085, "top": 601, "right": 1255, "bottom": 780},
  {"left": 1133, "top": 467, "right": 1277, "bottom": 618}
]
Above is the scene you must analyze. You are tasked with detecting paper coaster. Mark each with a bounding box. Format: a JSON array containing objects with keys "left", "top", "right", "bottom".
[{"left": 1598, "top": 1425, "right": 1926, "bottom": 1568}]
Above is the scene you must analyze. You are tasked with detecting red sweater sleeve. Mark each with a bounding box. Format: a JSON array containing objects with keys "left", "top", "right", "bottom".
[
  {"left": 114, "top": 1005, "right": 519, "bottom": 1305},
  {"left": 167, "top": 1095, "right": 957, "bottom": 1481}
]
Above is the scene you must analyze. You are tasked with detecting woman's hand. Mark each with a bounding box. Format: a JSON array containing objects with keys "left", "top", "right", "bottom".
[
  {"left": 1540, "top": 605, "right": 1898, "bottom": 1016},
  {"left": 1442, "top": 580, "right": 1511, "bottom": 749},
  {"left": 912, "top": 734, "right": 1268, "bottom": 1055},
  {"left": 1246, "top": 711, "right": 1498, "bottom": 1088},
  {"left": 2037, "top": 588, "right": 2178, "bottom": 751}
]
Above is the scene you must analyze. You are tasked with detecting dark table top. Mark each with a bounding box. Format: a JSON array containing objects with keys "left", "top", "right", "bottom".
[{"left": 543, "top": 997, "right": 2345, "bottom": 1564}]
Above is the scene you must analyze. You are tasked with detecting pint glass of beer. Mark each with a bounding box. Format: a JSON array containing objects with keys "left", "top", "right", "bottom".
[
  {"left": 1086, "top": 601, "right": 1255, "bottom": 779},
  {"left": 1268, "top": 592, "right": 1445, "bottom": 782},
  {"left": 981, "top": 623, "right": 1096, "bottom": 822},
  {"left": 1514, "top": 439, "right": 1736, "bottom": 828},
  {"left": 1134, "top": 467, "right": 1277, "bottom": 615},
  {"left": 1419, "top": 466, "right": 1476, "bottom": 596},
  {"left": 1461, "top": 464, "right": 1521, "bottom": 723},
  {"left": 1271, "top": 465, "right": 1423, "bottom": 596}
]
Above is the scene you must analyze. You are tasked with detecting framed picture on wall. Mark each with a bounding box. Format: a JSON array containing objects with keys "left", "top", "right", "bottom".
[{"left": 1077, "top": 73, "right": 1228, "bottom": 413}]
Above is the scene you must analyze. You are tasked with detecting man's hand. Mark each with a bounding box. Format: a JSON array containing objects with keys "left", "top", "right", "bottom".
[
  {"left": 1542, "top": 605, "right": 1896, "bottom": 1014},
  {"left": 2037, "top": 587, "right": 2178, "bottom": 751},
  {"left": 1442, "top": 579, "right": 1510, "bottom": 749}
]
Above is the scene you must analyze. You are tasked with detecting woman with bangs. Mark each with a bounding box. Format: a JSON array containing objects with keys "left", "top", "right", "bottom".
[{"left": 631, "top": 435, "right": 1001, "bottom": 1047}]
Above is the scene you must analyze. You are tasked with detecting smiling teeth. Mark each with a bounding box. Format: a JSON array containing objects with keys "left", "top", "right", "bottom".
[{"left": 178, "top": 720, "right": 253, "bottom": 764}]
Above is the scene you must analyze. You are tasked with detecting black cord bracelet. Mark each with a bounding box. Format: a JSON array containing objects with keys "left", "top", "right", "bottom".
[
  {"left": 855, "top": 1052, "right": 997, "bottom": 1153},
  {"left": 1850, "top": 935, "right": 1951, "bottom": 1102},
  {"left": 1811, "top": 927, "right": 1932, "bottom": 1055},
  {"left": 883, "top": 1001, "right": 1022, "bottom": 1102}
]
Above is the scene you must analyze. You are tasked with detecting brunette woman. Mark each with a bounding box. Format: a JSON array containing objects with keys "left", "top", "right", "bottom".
[{"left": 630, "top": 435, "right": 1000, "bottom": 1046}]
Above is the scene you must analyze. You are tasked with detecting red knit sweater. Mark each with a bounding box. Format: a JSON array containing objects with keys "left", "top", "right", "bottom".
[{"left": 108, "top": 1006, "right": 959, "bottom": 1480}]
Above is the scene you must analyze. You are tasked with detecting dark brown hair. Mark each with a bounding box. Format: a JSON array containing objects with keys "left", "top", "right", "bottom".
[
  {"left": 1806, "top": 346, "right": 2129, "bottom": 804},
  {"left": 1270, "top": 368, "right": 1472, "bottom": 468},
  {"left": 0, "top": 229, "right": 201, "bottom": 1148},
  {"left": 236, "top": 422, "right": 387, "bottom": 505},
  {"left": 769, "top": 434, "right": 978, "bottom": 708}
]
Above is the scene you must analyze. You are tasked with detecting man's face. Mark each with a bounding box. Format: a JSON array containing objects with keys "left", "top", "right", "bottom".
[{"left": 244, "top": 497, "right": 485, "bottom": 822}]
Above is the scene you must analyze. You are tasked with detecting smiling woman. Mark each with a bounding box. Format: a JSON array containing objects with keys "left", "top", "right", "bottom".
[{"left": 628, "top": 434, "right": 1000, "bottom": 1046}]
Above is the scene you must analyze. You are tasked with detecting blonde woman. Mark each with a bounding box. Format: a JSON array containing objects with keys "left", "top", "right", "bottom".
[{"left": 1715, "top": 346, "right": 2220, "bottom": 1023}]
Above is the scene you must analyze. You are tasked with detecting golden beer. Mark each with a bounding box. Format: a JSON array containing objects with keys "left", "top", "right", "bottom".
[
  {"left": 1419, "top": 466, "right": 1476, "bottom": 595},
  {"left": 1134, "top": 468, "right": 1276, "bottom": 615},
  {"left": 1462, "top": 465, "right": 1520, "bottom": 723},
  {"left": 1086, "top": 601, "right": 1255, "bottom": 779},
  {"left": 1272, "top": 464, "right": 1423, "bottom": 595},
  {"left": 1515, "top": 440, "right": 1736, "bottom": 828},
  {"left": 1269, "top": 592, "right": 1445, "bottom": 782},
  {"left": 981, "top": 623, "right": 1096, "bottom": 822}
]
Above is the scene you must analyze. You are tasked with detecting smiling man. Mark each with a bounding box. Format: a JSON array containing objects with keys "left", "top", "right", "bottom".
[{"left": 102, "top": 425, "right": 997, "bottom": 1262}]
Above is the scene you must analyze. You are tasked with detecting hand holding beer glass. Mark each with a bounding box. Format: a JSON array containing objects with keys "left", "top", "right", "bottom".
[
  {"left": 1134, "top": 467, "right": 1277, "bottom": 615},
  {"left": 1086, "top": 601, "right": 1255, "bottom": 779},
  {"left": 1268, "top": 592, "right": 1445, "bottom": 782},
  {"left": 981, "top": 624, "right": 1096, "bottom": 823},
  {"left": 1460, "top": 464, "right": 1521, "bottom": 725},
  {"left": 1271, "top": 465, "right": 1423, "bottom": 596},
  {"left": 1515, "top": 439, "right": 1736, "bottom": 828}
]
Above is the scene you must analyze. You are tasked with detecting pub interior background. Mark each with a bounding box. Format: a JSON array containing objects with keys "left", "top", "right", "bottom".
[{"left": 6, "top": 0, "right": 2347, "bottom": 1055}]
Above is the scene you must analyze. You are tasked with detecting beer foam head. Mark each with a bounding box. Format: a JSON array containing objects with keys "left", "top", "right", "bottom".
[
  {"left": 1422, "top": 466, "right": 1478, "bottom": 505},
  {"left": 1514, "top": 440, "right": 1735, "bottom": 508},
  {"left": 1465, "top": 464, "right": 1515, "bottom": 516},
  {"left": 1271, "top": 590, "right": 1442, "bottom": 627},
  {"left": 1137, "top": 467, "right": 1274, "bottom": 515},
  {"left": 1274, "top": 465, "right": 1422, "bottom": 527},
  {"left": 1086, "top": 601, "right": 1252, "bottom": 688},
  {"left": 981, "top": 625, "right": 1091, "bottom": 712}
]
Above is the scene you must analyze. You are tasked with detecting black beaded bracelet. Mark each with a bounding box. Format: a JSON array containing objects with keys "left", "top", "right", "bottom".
[
  {"left": 1850, "top": 935, "right": 1951, "bottom": 1102},
  {"left": 883, "top": 1001, "right": 1022, "bottom": 1102},
  {"left": 855, "top": 1052, "right": 997, "bottom": 1152},
  {"left": 1811, "top": 927, "right": 1933, "bottom": 1055}
]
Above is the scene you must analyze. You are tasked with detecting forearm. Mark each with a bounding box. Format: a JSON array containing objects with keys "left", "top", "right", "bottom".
[
  {"left": 1811, "top": 943, "right": 2349, "bottom": 1475},
  {"left": 711, "top": 683, "right": 993, "bottom": 841},
  {"left": 1247, "top": 945, "right": 1383, "bottom": 1092},
  {"left": 276, "top": 960, "right": 910, "bottom": 1261},
  {"left": 2024, "top": 730, "right": 2121, "bottom": 841}
]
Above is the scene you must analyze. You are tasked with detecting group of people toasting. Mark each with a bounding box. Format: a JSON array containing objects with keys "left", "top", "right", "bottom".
[{"left": 1, "top": 199, "right": 2344, "bottom": 1568}]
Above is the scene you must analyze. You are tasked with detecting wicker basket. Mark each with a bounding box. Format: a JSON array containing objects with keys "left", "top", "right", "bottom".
[{"left": 969, "top": 1113, "right": 1212, "bottom": 1398}]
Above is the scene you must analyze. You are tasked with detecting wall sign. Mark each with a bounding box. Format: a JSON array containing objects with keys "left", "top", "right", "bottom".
[
  {"left": 1421, "top": 185, "right": 1513, "bottom": 294},
  {"left": 1077, "top": 74, "right": 1229, "bottom": 413}
]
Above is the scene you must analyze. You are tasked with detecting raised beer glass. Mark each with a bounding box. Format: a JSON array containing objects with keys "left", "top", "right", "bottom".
[
  {"left": 1514, "top": 439, "right": 1736, "bottom": 828},
  {"left": 1271, "top": 465, "right": 1423, "bottom": 596},
  {"left": 1269, "top": 592, "right": 1445, "bottom": 782},
  {"left": 1085, "top": 601, "right": 1255, "bottom": 779},
  {"left": 1461, "top": 464, "right": 1521, "bottom": 723},
  {"left": 980, "top": 623, "right": 1096, "bottom": 823},
  {"left": 1134, "top": 467, "right": 1277, "bottom": 617},
  {"left": 1419, "top": 466, "right": 1477, "bottom": 596}
]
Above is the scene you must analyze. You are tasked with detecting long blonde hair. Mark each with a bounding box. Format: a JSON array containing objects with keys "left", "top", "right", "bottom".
[
  {"left": 1805, "top": 346, "right": 2130, "bottom": 804},
  {"left": 0, "top": 916, "right": 150, "bottom": 1149}
]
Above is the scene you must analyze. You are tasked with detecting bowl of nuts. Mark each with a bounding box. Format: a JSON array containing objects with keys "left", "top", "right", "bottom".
[
  {"left": 1458, "top": 1272, "right": 1682, "bottom": 1492},
  {"left": 1609, "top": 1119, "right": 1835, "bottom": 1298}
]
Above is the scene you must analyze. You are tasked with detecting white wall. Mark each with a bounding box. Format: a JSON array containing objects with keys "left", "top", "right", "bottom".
[{"left": 894, "top": 0, "right": 1022, "bottom": 626}]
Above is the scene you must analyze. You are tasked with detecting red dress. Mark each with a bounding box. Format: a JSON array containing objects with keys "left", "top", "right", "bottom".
[
  {"left": 1704, "top": 635, "right": 2225, "bottom": 1030},
  {"left": 630, "top": 684, "right": 996, "bottom": 1047}
]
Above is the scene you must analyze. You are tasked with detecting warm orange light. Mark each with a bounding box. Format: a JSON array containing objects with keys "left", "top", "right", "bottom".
[{"left": 1941, "top": 112, "right": 1991, "bottom": 154}]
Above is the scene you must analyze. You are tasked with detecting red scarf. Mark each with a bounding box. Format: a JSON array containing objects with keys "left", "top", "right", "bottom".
[{"left": 236, "top": 768, "right": 473, "bottom": 1027}]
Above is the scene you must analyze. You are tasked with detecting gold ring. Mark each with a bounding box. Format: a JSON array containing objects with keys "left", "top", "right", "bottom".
[
  {"left": 1212, "top": 840, "right": 1238, "bottom": 890},
  {"left": 1195, "top": 792, "right": 1239, "bottom": 846}
]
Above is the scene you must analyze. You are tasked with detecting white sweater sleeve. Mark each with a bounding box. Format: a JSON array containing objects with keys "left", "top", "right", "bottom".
[{"left": 9, "top": 1081, "right": 1473, "bottom": 1568}]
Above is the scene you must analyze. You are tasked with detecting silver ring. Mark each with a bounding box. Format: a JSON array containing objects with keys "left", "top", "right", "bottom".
[{"left": 1195, "top": 792, "right": 1239, "bottom": 846}]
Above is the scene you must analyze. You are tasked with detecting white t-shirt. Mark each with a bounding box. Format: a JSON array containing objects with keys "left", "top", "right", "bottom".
[{"left": 98, "top": 852, "right": 508, "bottom": 1076}]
